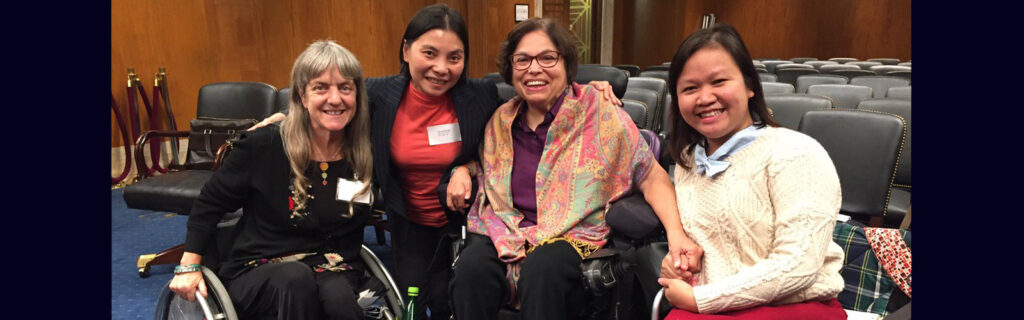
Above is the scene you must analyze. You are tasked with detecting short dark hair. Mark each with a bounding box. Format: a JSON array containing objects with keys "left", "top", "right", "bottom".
[
  {"left": 666, "top": 23, "right": 778, "bottom": 169},
  {"left": 398, "top": 4, "right": 470, "bottom": 85},
  {"left": 496, "top": 18, "right": 579, "bottom": 85}
]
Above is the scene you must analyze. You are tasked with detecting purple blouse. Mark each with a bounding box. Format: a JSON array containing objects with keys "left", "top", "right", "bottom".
[{"left": 510, "top": 91, "right": 568, "bottom": 227}]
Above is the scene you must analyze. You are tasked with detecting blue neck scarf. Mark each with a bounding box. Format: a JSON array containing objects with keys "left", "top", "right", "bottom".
[{"left": 693, "top": 125, "right": 766, "bottom": 177}]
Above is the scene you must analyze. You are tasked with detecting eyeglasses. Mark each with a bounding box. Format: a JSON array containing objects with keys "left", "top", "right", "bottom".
[{"left": 511, "top": 51, "right": 561, "bottom": 70}]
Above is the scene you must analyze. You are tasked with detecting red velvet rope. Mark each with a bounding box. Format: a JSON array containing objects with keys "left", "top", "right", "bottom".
[
  {"left": 135, "top": 81, "right": 166, "bottom": 174},
  {"left": 111, "top": 94, "right": 134, "bottom": 185}
]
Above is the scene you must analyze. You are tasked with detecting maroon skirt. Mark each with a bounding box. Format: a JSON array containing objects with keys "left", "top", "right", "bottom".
[{"left": 664, "top": 298, "right": 847, "bottom": 320}]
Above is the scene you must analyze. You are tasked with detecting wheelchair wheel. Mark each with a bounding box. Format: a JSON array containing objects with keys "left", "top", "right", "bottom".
[
  {"left": 358, "top": 245, "right": 403, "bottom": 320},
  {"left": 153, "top": 266, "right": 238, "bottom": 320}
]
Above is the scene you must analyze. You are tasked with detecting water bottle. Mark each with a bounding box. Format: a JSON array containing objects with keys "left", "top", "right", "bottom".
[{"left": 401, "top": 286, "right": 418, "bottom": 320}]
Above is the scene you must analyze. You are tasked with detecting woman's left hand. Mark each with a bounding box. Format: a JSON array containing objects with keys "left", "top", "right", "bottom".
[
  {"left": 587, "top": 81, "right": 623, "bottom": 106},
  {"left": 658, "top": 277, "right": 699, "bottom": 312},
  {"left": 667, "top": 232, "right": 704, "bottom": 274},
  {"left": 446, "top": 166, "right": 473, "bottom": 213}
]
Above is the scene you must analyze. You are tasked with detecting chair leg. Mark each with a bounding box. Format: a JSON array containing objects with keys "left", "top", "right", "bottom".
[
  {"left": 374, "top": 224, "right": 387, "bottom": 245},
  {"left": 137, "top": 244, "right": 185, "bottom": 278}
]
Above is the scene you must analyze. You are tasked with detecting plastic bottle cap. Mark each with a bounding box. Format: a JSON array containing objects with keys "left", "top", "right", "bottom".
[{"left": 408, "top": 286, "right": 419, "bottom": 295}]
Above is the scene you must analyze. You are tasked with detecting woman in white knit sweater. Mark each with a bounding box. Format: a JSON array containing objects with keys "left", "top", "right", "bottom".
[{"left": 656, "top": 23, "right": 847, "bottom": 319}]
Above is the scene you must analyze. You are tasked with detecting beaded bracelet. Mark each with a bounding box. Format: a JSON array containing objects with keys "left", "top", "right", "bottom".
[{"left": 174, "top": 264, "right": 202, "bottom": 274}]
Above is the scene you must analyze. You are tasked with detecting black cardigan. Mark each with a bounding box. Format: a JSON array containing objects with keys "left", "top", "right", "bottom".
[
  {"left": 368, "top": 75, "right": 499, "bottom": 231},
  {"left": 184, "top": 126, "right": 370, "bottom": 280}
]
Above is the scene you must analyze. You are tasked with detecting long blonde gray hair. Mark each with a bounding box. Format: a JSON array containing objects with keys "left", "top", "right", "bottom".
[{"left": 280, "top": 40, "right": 372, "bottom": 211}]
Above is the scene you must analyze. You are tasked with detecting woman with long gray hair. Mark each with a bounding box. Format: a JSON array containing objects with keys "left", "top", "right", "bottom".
[{"left": 169, "top": 40, "right": 374, "bottom": 320}]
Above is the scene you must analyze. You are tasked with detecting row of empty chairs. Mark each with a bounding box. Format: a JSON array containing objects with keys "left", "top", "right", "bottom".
[{"left": 764, "top": 80, "right": 909, "bottom": 109}]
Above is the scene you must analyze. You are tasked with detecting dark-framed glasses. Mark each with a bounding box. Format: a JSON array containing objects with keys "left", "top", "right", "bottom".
[{"left": 511, "top": 51, "right": 561, "bottom": 70}]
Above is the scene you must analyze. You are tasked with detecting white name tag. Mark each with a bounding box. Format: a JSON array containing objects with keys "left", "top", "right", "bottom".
[
  {"left": 427, "top": 123, "right": 462, "bottom": 146},
  {"left": 336, "top": 178, "right": 371, "bottom": 204}
]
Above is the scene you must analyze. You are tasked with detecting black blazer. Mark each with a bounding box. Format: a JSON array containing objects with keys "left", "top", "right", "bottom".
[{"left": 368, "top": 75, "right": 499, "bottom": 231}]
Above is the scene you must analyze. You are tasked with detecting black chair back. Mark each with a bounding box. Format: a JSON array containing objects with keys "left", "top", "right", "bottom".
[
  {"left": 850, "top": 76, "right": 911, "bottom": 99},
  {"left": 495, "top": 82, "right": 516, "bottom": 104},
  {"left": 275, "top": 88, "right": 292, "bottom": 113},
  {"left": 614, "top": 64, "right": 641, "bottom": 77},
  {"left": 796, "top": 74, "right": 849, "bottom": 93},
  {"left": 886, "top": 86, "right": 911, "bottom": 100},
  {"left": 799, "top": 110, "right": 905, "bottom": 225},
  {"left": 856, "top": 99, "right": 911, "bottom": 189},
  {"left": 775, "top": 68, "right": 819, "bottom": 86},
  {"left": 764, "top": 93, "right": 834, "bottom": 130},
  {"left": 807, "top": 84, "right": 873, "bottom": 109},
  {"left": 621, "top": 100, "right": 649, "bottom": 129},
  {"left": 196, "top": 82, "right": 278, "bottom": 120},
  {"left": 575, "top": 64, "right": 629, "bottom": 99},
  {"left": 623, "top": 88, "right": 660, "bottom": 129},
  {"left": 483, "top": 72, "right": 504, "bottom": 85},
  {"left": 761, "top": 82, "right": 796, "bottom": 95},
  {"left": 638, "top": 70, "right": 669, "bottom": 83}
]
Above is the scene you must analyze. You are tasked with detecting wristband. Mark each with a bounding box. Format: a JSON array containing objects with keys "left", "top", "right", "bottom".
[{"left": 174, "top": 264, "right": 202, "bottom": 274}]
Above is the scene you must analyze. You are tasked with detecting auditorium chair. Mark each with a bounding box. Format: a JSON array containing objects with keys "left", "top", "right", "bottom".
[
  {"left": 621, "top": 100, "right": 650, "bottom": 129},
  {"left": 495, "top": 82, "right": 516, "bottom": 103},
  {"left": 483, "top": 72, "right": 504, "bottom": 84},
  {"left": 819, "top": 64, "right": 861, "bottom": 73},
  {"left": 775, "top": 68, "right": 819, "bottom": 86},
  {"left": 796, "top": 74, "right": 849, "bottom": 93},
  {"left": 847, "top": 61, "right": 883, "bottom": 70},
  {"left": 776, "top": 63, "right": 814, "bottom": 70},
  {"left": 759, "top": 60, "right": 790, "bottom": 74},
  {"left": 886, "top": 86, "right": 911, "bottom": 100},
  {"left": 761, "top": 82, "right": 796, "bottom": 95},
  {"left": 575, "top": 64, "right": 629, "bottom": 99},
  {"left": 850, "top": 76, "right": 911, "bottom": 99},
  {"left": 799, "top": 109, "right": 906, "bottom": 227},
  {"left": 828, "top": 57, "right": 858, "bottom": 64},
  {"left": 124, "top": 81, "right": 278, "bottom": 277},
  {"left": 615, "top": 64, "right": 641, "bottom": 77},
  {"left": 274, "top": 87, "right": 291, "bottom": 113},
  {"left": 897, "top": 61, "right": 911, "bottom": 67},
  {"left": 887, "top": 70, "right": 912, "bottom": 84},
  {"left": 807, "top": 84, "right": 873, "bottom": 109},
  {"left": 869, "top": 65, "right": 912, "bottom": 75},
  {"left": 626, "top": 77, "right": 669, "bottom": 132},
  {"left": 867, "top": 58, "right": 901, "bottom": 65},
  {"left": 827, "top": 69, "right": 878, "bottom": 79},
  {"left": 758, "top": 72, "right": 778, "bottom": 83},
  {"left": 623, "top": 88, "right": 660, "bottom": 130},
  {"left": 644, "top": 64, "right": 669, "bottom": 72},
  {"left": 805, "top": 60, "right": 839, "bottom": 70},
  {"left": 764, "top": 93, "right": 834, "bottom": 130},
  {"left": 638, "top": 70, "right": 669, "bottom": 83},
  {"left": 789, "top": 57, "right": 818, "bottom": 64},
  {"left": 857, "top": 99, "right": 912, "bottom": 228}
]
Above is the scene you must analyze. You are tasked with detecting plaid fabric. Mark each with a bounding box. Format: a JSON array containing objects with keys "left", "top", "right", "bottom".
[{"left": 832, "top": 223, "right": 912, "bottom": 316}]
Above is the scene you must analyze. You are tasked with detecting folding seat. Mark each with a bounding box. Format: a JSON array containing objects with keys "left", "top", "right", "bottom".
[
  {"left": 789, "top": 57, "right": 818, "bottom": 64},
  {"left": 623, "top": 88, "right": 661, "bottom": 130},
  {"left": 775, "top": 68, "right": 819, "bottom": 86},
  {"left": 483, "top": 72, "right": 504, "bottom": 84},
  {"left": 752, "top": 61, "right": 766, "bottom": 69},
  {"left": 819, "top": 64, "right": 861, "bottom": 73},
  {"left": 124, "top": 82, "right": 279, "bottom": 277},
  {"left": 627, "top": 77, "right": 669, "bottom": 132},
  {"left": 644, "top": 64, "right": 669, "bottom": 72},
  {"left": 827, "top": 69, "right": 878, "bottom": 79},
  {"left": 615, "top": 64, "right": 641, "bottom": 77},
  {"left": 764, "top": 93, "right": 834, "bottom": 130},
  {"left": 638, "top": 70, "right": 669, "bottom": 83},
  {"left": 758, "top": 72, "right": 777, "bottom": 83},
  {"left": 775, "top": 63, "right": 814, "bottom": 70},
  {"left": 799, "top": 109, "right": 906, "bottom": 227},
  {"left": 575, "top": 64, "right": 629, "bottom": 99},
  {"left": 867, "top": 58, "right": 901, "bottom": 65},
  {"left": 760, "top": 60, "right": 790, "bottom": 74},
  {"left": 795, "top": 74, "right": 849, "bottom": 93},
  {"left": 850, "top": 76, "right": 911, "bottom": 98},
  {"left": 807, "top": 84, "right": 873, "bottom": 109},
  {"left": 886, "top": 86, "right": 911, "bottom": 100},
  {"left": 847, "top": 61, "right": 883, "bottom": 70},
  {"left": 755, "top": 66, "right": 768, "bottom": 73},
  {"left": 857, "top": 99, "right": 912, "bottom": 228},
  {"left": 887, "top": 70, "right": 912, "bottom": 84},
  {"left": 869, "top": 65, "right": 912, "bottom": 75},
  {"left": 620, "top": 99, "right": 650, "bottom": 129},
  {"left": 761, "top": 82, "right": 796, "bottom": 95},
  {"left": 805, "top": 60, "right": 838, "bottom": 70},
  {"left": 828, "top": 57, "right": 858, "bottom": 64}
]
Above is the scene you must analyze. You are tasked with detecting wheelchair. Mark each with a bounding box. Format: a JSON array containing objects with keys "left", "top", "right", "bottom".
[
  {"left": 448, "top": 129, "right": 671, "bottom": 320},
  {"left": 152, "top": 210, "right": 405, "bottom": 320}
]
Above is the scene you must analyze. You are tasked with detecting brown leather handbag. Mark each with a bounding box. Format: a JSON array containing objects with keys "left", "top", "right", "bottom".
[{"left": 186, "top": 118, "right": 256, "bottom": 169}]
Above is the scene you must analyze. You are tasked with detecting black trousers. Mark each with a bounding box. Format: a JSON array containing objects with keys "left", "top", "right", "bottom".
[
  {"left": 225, "top": 261, "right": 362, "bottom": 320},
  {"left": 450, "top": 233, "right": 586, "bottom": 320},
  {"left": 390, "top": 215, "right": 453, "bottom": 320}
]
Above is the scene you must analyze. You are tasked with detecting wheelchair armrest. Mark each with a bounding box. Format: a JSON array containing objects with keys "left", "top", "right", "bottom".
[
  {"left": 133, "top": 130, "right": 190, "bottom": 181},
  {"left": 607, "top": 192, "right": 664, "bottom": 242}
]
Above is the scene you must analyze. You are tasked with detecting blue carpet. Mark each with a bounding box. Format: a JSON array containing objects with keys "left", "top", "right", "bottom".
[{"left": 111, "top": 188, "right": 392, "bottom": 320}]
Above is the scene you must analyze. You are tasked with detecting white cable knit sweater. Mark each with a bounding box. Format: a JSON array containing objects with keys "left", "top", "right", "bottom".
[{"left": 674, "top": 126, "right": 845, "bottom": 314}]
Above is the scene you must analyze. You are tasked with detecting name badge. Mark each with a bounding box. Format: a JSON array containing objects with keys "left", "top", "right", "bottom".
[
  {"left": 427, "top": 123, "right": 462, "bottom": 146},
  {"left": 336, "top": 178, "right": 371, "bottom": 204}
]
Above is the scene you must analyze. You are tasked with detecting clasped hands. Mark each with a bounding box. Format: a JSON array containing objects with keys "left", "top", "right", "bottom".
[{"left": 659, "top": 234, "right": 704, "bottom": 312}]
